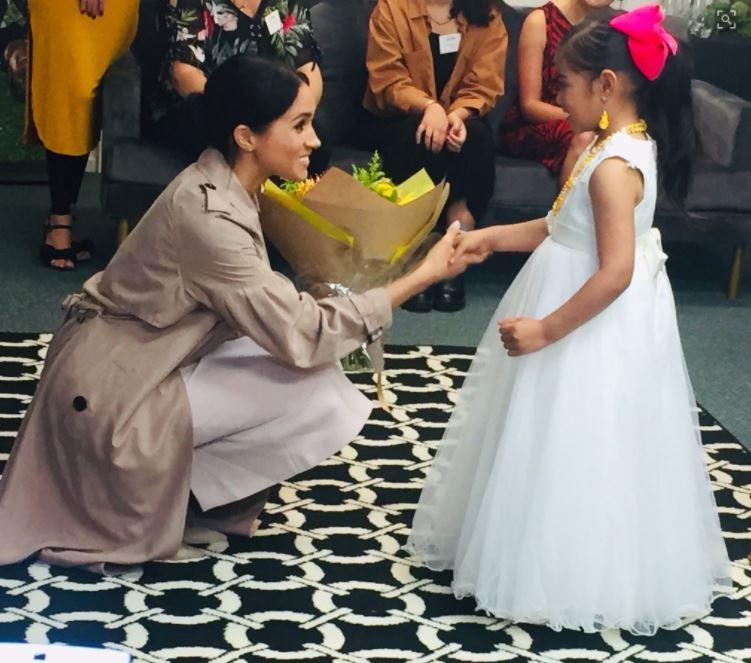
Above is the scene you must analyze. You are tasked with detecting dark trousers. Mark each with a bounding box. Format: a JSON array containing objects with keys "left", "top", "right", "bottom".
[
  {"left": 148, "top": 93, "right": 333, "bottom": 177},
  {"left": 46, "top": 150, "right": 89, "bottom": 216},
  {"left": 364, "top": 113, "right": 496, "bottom": 222}
]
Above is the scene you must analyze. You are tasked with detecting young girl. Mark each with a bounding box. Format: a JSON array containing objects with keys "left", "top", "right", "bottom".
[{"left": 407, "top": 5, "right": 732, "bottom": 635}]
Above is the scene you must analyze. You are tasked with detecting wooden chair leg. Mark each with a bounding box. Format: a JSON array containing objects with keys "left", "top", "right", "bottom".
[
  {"left": 116, "top": 218, "right": 130, "bottom": 247},
  {"left": 727, "top": 243, "right": 745, "bottom": 300}
]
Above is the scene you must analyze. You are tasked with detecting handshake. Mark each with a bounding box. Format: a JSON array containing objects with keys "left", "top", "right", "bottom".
[
  {"left": 418, "top": 222, "right": 550, "bottom": 356},
  {"left": 419, "top": 221, "right": 496, "bottom": 283}
]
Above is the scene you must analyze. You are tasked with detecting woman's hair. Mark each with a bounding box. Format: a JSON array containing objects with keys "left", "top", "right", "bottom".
[
  {"left": 451, "top": 0, "right": 502, "bottom": 27},
  {"left": 556, "top": 9, "right": 694, "bottom": 207},
  {"left": 202, "top": 55, "right": 305, "bottom": 162}
]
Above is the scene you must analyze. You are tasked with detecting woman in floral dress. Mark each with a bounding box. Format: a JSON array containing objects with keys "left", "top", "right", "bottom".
[{"left": 150, "top": 0, "right": 329, "bottom": 172}]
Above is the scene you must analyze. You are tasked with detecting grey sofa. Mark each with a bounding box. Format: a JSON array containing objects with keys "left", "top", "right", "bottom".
[{"left": 101, "top": 0, "right": 751, "bottom": 295}]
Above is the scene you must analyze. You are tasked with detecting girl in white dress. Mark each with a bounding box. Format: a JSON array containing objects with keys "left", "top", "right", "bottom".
[{"left": 406, "top": 5, "right": 732, "bottom": 635}]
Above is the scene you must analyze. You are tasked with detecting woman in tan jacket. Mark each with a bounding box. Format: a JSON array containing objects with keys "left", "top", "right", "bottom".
[
  {"left": 0, "top": 56, "right": 482, "bottom": 571},
  {"left": 364, "top": 0, "right": 507, "bottom": 312}
]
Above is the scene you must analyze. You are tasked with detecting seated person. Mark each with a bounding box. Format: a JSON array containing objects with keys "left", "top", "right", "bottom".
[
  {"left": 364, "top": 0, "right": 508, "bottom": 313},
  {"left": 149, "top": 0, "right": 330, "bottom": 173},
  {"left": 498, "top": 0, "right": 610, "bottom": 183}
]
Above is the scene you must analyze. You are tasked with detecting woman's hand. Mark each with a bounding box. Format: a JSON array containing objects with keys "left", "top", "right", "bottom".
[
  {"left": 385, "top": 223, "right": 486, "bottom": 309},
  {"left": 498, "top": 317, "right": 550, "bottom": 356},
  {"left": 80, "top": 0, "right": 105, "bottom": 18},
  {"left": 445, "top": 111, "right": 467, "bottom": 153},
  {"left": 422, "top": 222, "right": 489, "bottom": 282},
  {"left": 416, "top": 103, "right": 449, "bottom": 153},
  {"left": 450, "top": 227, "right": 496, "bottom": 264}
]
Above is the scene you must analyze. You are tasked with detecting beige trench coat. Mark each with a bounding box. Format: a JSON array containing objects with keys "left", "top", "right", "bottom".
[{"left": 0, "top": 149, "right": 392, "bottom": 569}]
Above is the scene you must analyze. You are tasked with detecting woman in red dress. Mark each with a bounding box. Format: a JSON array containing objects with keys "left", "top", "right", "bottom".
[{"left": 499, "top": 0, "right": 610, "bottom": 182}]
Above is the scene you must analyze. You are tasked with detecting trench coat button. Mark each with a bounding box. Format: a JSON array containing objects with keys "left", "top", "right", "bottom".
[{"left": 72, "top": 396, "right": 87, "bottom": 412}]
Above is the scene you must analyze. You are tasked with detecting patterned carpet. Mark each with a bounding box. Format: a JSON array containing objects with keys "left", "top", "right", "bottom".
[{"left": 0, "top": 333, "right": 750, "bottom": 663}]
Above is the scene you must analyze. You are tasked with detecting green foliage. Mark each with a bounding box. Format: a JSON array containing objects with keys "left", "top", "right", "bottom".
[
  {"left": 705, "top": 0, "right": 751, "bottom": 36},
  {"left": 280, "top": 178, "right": 299, "bottom": 193},
  {"left": 351, "top": 151, "right": 387, "bottom": 189},
  {"left": 351, "top": 151, "right": 399, "bottom": 202}
]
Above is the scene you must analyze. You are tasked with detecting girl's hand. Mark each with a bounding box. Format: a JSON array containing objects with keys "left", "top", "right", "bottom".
[
  {"left": 450, "top": 227, "right": 495, "bottom": 264},
  {"left": 445, "top": 111, "right": 467, "bottom": 153},
  {"left": 421, "top": 222, "right": 488, "bottom": 283},
  {"left": 80, "top": 0, "right": 105, "bottom": 18},
  {"left": 416, "top": 103, "right": 449, "bottom": 153},
  {"left": 498, "top": 317, "right": 550, "bottom": 356}
]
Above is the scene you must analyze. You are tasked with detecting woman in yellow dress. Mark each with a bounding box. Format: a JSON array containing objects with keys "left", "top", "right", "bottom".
[{"left": 26, "top": 0, "right": 138, "bottom": 269}]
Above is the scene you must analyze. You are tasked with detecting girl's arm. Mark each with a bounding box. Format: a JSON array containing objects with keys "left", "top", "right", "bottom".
[
  {"left": 517, "top": 10, "right": 568, "bottom": 125},
  {"left": 451, "top": 218, "right": 549, "bottom": 260},
  {"left": 500, "top": 158, "right": 643, "bottom": 355}
]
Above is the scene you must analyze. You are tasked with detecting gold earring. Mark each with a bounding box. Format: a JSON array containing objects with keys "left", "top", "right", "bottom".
[{"left": 598, "top": 109, "right": 609, "bottom": 130}]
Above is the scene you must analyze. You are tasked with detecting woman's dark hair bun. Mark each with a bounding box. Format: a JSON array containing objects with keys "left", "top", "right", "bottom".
[{"left": 203, "top": 55, "right": 304, "bottom": 161}]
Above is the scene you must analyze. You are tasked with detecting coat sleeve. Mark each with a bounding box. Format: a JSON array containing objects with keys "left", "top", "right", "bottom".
[
  {"left": 448, "top": 15, "right": 508, "bottom": 117},
  {"left": 365, "top": 0, "right": 433, "bottom": 115},
  {"left": 179, "top": 213, "right": 393, "bottom": 370}
]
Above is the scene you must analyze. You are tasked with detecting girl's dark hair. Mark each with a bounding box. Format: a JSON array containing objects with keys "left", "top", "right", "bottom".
[
  {"left": 451, "top": 0, "right": 502, "bottom": 27},
  {"left": 202, "top": 55, "right": 305, "bottom": 162},
  {"left": 556, "top": 8, "right": 694, "bottom": 208}
]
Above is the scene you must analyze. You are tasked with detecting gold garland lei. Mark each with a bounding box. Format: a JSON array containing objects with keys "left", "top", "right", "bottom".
[{"left": 549, "top": 120, "right": 648, "bottom": 218}]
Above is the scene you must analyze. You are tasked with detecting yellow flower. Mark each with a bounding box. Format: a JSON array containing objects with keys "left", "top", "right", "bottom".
[
  {"left": 281, "top": 176, "right": 318, "bottom": 199},
  {"left": 371, "top": 178, "right": 398, "bottom": 202}
]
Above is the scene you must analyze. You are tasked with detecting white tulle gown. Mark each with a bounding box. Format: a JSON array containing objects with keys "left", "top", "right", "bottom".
[{"left": 406, "top": 132, "right": 732, "bottom": 635}]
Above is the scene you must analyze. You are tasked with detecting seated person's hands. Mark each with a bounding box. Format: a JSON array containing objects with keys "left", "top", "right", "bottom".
[
  {"left": 445, "top": 111, "right": 467, "bottom": 153},
  {"left": 416, "top": 103, "right": 449, "bottom": 153},
  {"left": 498, "top": 317, "right": 550, "bottom": 356}
]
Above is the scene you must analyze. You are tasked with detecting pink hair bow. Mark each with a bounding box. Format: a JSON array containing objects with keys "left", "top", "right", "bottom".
[{"left": 610, "top": 4, "right": 678, "bottom": 81}]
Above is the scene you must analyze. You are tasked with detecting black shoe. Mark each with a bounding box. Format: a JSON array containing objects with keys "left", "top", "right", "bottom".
[
  {"left": 433, "top": 277, "right": 465, "bottom": 312},
  {"left": 401, "top": 289, "right": 433, "bottom": 312}
]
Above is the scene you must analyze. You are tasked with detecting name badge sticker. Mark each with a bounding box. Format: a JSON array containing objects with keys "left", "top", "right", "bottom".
[
  {"left": 439, "top": 33, "right": 461, "bottom": 54},
  {"left": 264, "top": 9, "right": 283, "bottom": 35}
]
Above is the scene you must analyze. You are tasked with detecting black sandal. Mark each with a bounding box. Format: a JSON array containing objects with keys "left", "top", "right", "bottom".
[
  {"left": 41, "top": 221, "right": 95, "bottom": 267},
  {"left": 40, "top": 223, "right": 77, "bottom": 270}
]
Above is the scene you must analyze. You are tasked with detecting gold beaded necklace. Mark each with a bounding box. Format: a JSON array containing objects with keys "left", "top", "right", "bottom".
[{"left": 549, "top": 120, "right": 648, "bottom": 218}]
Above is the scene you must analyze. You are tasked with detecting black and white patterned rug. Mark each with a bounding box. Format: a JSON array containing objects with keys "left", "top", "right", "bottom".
[{"left": 0, "top": 333, "right": 750, "bottom": 662}]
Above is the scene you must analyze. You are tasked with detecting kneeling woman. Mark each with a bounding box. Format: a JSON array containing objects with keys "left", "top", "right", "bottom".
[{"left": 0, "top": 56, "right": 474, "bottom": 571}]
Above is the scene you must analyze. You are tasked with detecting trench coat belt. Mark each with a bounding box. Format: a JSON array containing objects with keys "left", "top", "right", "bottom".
[{"left": 61, "top": 292, "right": 103, "bottom": 323}]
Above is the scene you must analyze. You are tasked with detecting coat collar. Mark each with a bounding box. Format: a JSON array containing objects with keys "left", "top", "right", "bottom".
[{"left": 195, "top": 148, "right": 260, "bottom": 228}]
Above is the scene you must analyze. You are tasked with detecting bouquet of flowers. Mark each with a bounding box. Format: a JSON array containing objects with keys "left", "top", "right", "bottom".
[
  {"left": 262, "top": 152, "right": 449, "bottom": 290},
  {"left": 260, "top": 152, "right": 450, "bottom": 382}
]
